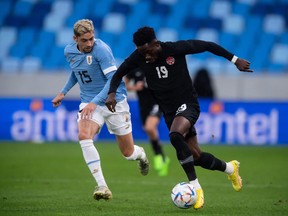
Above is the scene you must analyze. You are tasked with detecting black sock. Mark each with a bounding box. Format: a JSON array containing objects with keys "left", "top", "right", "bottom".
[
  {"left": 169, "top": 132, "right": 197, "bottom": 180},
  {"left": 194, "top": 152, "right": 226, "bottom": 171},
  {"left": 150, "top": 139, "right": 164, "bottom": 158}
]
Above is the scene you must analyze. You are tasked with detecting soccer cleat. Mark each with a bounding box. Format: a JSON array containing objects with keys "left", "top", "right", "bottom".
[
  {"left": 153, "top": 155, "right": 163, "bottom": 171},
  {"left": 193, "top": 188, "right": 204, "bottom": 210},
  {"left": 158, "top": 156, "right": 170, "bottom": 177},
  {"left": 138, "top": 147, "right": 149, "bottom": 176},
  {"left": 93, "top": 186, "right": 112, "bottom": 201},
  {"left": 228, "top": 160, "right": 242, "bottom": 192}
]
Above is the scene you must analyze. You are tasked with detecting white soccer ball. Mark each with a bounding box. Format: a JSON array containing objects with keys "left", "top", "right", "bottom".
[{"left": 171, "top": 182, "right": 197, "bottom": 209}]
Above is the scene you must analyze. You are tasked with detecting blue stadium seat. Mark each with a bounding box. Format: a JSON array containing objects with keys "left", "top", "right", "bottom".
[
  {"left": 4, "top": 15, "right": 26, "bottom": 28},
  {"left": 184, "top": 17, "right": 204, "bottom": 30},
  {"left": 210, "top": 0, "right": 231, "bottom": 19},
  {"left": 56, "top": 28, "right": 74, "bottom": 47},
  {"left": 263, "top": 14, "right": 286, "bottom": 34},
  {"left": 157, "top": 28, "right": 178, "bottom": 42},
  {"left": 22, "top": 57, "right": 42, "bottom": 73},
  {"left": 0, "top": 1, "right": 12, "bottom": 26},
  {"left": 102, "top": 13, "right": 126, "bottom": 33},
  {"left": 145, "top": 15, "right": 163, "bottom": 30},
  {"left": 219, "top": 32, "right": 237, "bottom": 51},
  {"left": 91, "top": 0, "right": 114, "bottom": 17},
  {"left": 251, "top": 33, "right": 276, "bottom": 71},
  {"left": 130, "top": 1, "right": 150, "bottom": 21},
  {"left": 98, "top": 30, "right": 118, "bottom": 49},
  {"left": 30, "top": 30, "right": 55, "bottom": 61},
  {"left": 42, "top": 46, "right": 65, "bottom": 70},
  {"left": 26, "top": 2, "right": 52, "bottom": 28},
  {"left": 223, "top": 15, "right": 244, "bottom": 34},
  {"left": 271, "top": 44, "right": 288, "bottom": 65},
  {"left": 232, "top": 2, "right": 250, "bottom": 16},
  {"left": 151, "top": 2, "right": 171, "bottom": 16},
  {"left": 189, "top": 0, "right": 210, "bottom": 18},
  {"left": 280, "top": 32, "right": 288, "bottom": 44},
  {"left": 196, "top": 28, "right": 219, "bottom": 43},
  {"left": 1, "top": 57, "right": 21, "bottom": 73},
  {"left": 111, "top": 2, "right": 131, "bottom": 14},
  {"left": 0, "top": 27, "right": 17, "bottom": 54},
  {"left": 165, "top": 0, "right": 189, "bottom": 30},
  {"left": 234, "top": 15, "right": 262, "bottom": 59},
  {"left": 13, "top": 0, "right": 33, "bottom": 17},
  {"left": 178, "top": 29, "right": 196, "bottom": 40}
]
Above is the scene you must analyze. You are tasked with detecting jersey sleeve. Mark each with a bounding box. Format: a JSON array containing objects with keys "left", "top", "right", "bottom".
[
  {"left": 94, "top": 40, "right": 117, "bottom": 75},
  {"left": 91, "top": 71, "right": 115, "bottom": 105},
  {"left": 60, "top": 72, "right": 77, "bottom": 95},
  {"left": 173, "top": 40, "right": 234, "bottom": 61},
  {"left": 86, "top": 40, "right": 118, "bottom": 104}
]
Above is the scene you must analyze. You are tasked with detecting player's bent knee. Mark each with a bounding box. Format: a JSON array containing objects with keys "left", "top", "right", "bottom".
[
  {"left": 169, "top": 132, "right": 185, "bottom": 151},
  {"left": 78, "top": 131, "right": 91, "bottom": 141},
  {"left": 144, "top": 124, "right": 155, "bottom": 133}
]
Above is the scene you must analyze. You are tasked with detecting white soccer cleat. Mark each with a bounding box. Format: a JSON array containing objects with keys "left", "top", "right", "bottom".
[
  {"left": 138, "top": 147, "right": 149, "bottom": 176},
  {"left": 93, "top": 186, "right": 112, "bottom": 200}
]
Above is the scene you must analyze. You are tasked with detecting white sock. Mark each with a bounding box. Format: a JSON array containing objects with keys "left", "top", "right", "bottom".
[
  {"left": 225, "top": 162, "right": 234, "bottom": 175},
  {"left": 189, "top": 178, "right": 201, "bottom": 190},
  {"left": 125, "top": 145, "right": 146, "bottom": 161},
  {"left": 79, "top": 139, "right": 107, "bottom": 187}
]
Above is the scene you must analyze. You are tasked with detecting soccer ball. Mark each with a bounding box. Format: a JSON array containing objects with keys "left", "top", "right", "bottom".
[{"left": 171, "top": 182, "right": 197, "bottom": 209}]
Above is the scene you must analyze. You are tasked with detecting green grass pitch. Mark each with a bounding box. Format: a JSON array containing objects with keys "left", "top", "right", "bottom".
[{"left": 0, "top": 142, "right": 287, "bottom": 216}]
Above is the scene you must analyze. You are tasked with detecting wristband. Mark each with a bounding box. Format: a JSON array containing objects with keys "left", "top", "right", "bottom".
[{"left": 231, "top": 55, "right": 238, "bottom": 64}]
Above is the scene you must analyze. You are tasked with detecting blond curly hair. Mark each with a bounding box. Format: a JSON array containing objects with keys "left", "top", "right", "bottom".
[{"left": 73, "top": 19, "right": 94, "bottom": 37}]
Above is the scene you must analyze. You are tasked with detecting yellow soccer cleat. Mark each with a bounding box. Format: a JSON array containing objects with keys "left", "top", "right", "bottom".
[
  {"left": 193, "top": 188, "right": 204, "bottom": 210},
  {"left": 228, "top": 160, "right": 242, "bottom": 192},
  {"left": 93, "top": 186, "right": 112, "bottom": 201}
]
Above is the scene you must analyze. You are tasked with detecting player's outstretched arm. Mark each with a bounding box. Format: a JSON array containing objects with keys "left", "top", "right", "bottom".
[{"left": 234, "top": 57, "right": 254, "bottom": 73}]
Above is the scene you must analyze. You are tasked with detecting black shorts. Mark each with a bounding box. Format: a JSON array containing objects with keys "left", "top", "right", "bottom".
[
  {"left": 163, "top": 102, "right": 200, "bottom": 137},
  {"left": 139, "top": 103, "right": 162, "bottom": 125}
]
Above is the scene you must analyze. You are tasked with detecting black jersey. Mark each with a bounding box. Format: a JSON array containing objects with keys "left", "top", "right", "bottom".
[{"left": 109, "top": 40, "right": 234, "bottom": 113}]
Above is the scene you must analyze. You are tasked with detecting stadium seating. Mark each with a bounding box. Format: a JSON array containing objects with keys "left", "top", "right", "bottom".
[{"left": 0, "top": 0, "right": 287, "bottom": 74}]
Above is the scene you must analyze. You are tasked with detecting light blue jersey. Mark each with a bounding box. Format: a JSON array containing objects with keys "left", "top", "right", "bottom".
[{"left": 61, "top": 38, "right": 127, "bottom": 106}]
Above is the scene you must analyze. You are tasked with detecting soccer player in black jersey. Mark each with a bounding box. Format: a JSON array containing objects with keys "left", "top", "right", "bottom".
[
  {"left": 124, "top": 68, "right": 170, "bottom": 176},
  {"left": 106, "top": 26, "right": 253, "bottom": 209}
]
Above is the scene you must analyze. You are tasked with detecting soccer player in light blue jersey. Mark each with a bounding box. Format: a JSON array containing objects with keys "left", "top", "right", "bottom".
[{"left": 52, "top": 19, "right": 149, "bottom": 201}]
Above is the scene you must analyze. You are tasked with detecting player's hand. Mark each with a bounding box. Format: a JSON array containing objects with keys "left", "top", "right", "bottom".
[
  {"left": 235, "top": 58, "right": 254, "bottom": 72},
  {"left": 52, "top": 93, "right": 65, "bottom": 107},
  {"left": 105, "top": 93, "right": 117, "bottom": 112},
  {"left": 80, "top": 102, "right": 96, "bottom": 120},
  {"left": 134, "top": 81, "right": 145, "bottom": 91}
]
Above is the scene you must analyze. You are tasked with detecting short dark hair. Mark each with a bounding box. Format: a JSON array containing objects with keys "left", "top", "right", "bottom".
[{"left": 133, "top": 26, "right": 156, "bottom": 46}]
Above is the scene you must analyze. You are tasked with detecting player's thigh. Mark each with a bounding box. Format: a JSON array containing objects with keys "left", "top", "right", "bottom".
[
  {"left": 104, "top": 99, "right": 132, "bottom": 136},
  {"left": 77, "top": 105, "right": 104, "bottom": 139}
]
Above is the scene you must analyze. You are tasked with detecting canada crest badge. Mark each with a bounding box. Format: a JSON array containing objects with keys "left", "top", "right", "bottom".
[{"left": 166, "top": 56, "right": 175, "bottom": 65}]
